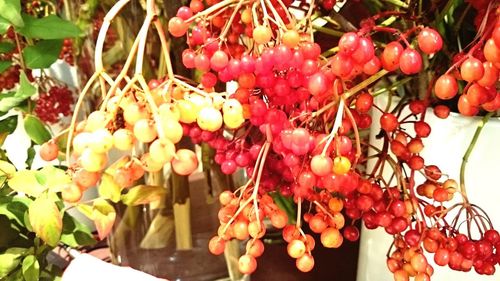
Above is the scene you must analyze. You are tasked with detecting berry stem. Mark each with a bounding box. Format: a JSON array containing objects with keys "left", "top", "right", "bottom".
[
  {"left": 94, "top": 0, "right": 130, "bottom": 68},
  {"left": 296, "top": 197, "right": 302, "bottom": 228},
  {"left": 343, "top": 101, "right": 361, "bottom": 165},
  {"left": 218, "top": 0, "right": 246, "bottom": 45},
  {"left": 459, "top": 112, "right": 493, "bottom": 200},
  {"left": 152, "top": 16, "right": 175, "bottom": 81},
  {"left": 65, "top": 71, "right": 102, "bottom": 164},
  {"left": 321, "top": 98, "right": 345, "bottom": 156},
  {"left": 134, "top": 0, "right": 156, "bottom": 75},
  {"left": 186, "top": 0, "right": 238, "bottom": 23},
  {"left": 313, "top": 69, "right": 389, "bottom": 119}
]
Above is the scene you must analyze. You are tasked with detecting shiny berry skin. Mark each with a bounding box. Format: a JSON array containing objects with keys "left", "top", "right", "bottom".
[
  {"left": 434, "top": 74, "right": 458, "bottom": 100},
  {"left": 460, "top": 57, "right": 484, "bottom": 82},
  {"left": 381, "top": 42, "right": 404, "bottom": 71},
  {"left": 380, "top": 113, "right": 399, "bottom": 132},
  {"left": 399, "top": 49, "right": 423, "bottom": 74},
  {"left": 339, "top": 32, "right": 360, "bottom": 55},
  {"left": 417, "top": 28, "right": 443, "bottom": 54}
]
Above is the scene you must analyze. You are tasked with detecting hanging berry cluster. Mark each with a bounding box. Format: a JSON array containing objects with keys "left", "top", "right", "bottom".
[{"left": 41, "top": 0, "right": 500, "bottom": 279}]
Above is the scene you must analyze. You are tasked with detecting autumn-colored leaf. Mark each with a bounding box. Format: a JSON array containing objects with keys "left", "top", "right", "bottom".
[
  {"left": 121, "top": 185, "right": 166, "bottom": 206},
  {"left": 92, "top": 199, "right": 116, "bottom": 240},
  {"left": 28, "top": 196, "right": 62, "bottom": 247}
]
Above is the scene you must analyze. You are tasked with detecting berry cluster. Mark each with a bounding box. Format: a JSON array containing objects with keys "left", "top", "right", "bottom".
[
  {"left": 59, "top": 39, "right": 75, "bottom": 65},
  {"left": 35, "top": 86, "right": 74, "bottom": 124},
  {"left": 48, "top": 0, "right": 499, "bottom": 279},
  {"left": 0, "top": 65, "right": 21, "bottom": 92},
  {"left": 434, "top": 9, "right": 500, "bottom": 115}
]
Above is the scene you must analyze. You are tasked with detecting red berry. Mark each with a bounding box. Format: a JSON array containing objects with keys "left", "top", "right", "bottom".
[
  {"left": 380, "top": 113, "right": 399, "bottom": 132},
  {"left": 417, "top": 28, "right": 443, "bottom": 54}
]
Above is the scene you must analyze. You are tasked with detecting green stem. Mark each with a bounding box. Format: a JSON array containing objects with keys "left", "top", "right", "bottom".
[
  {"left": 372, "top": 77, "right": 413, "bottom": 97},
  {"left": 381, "top": 0, "right": 409, "bottom": 8},
  {"left": 453, "top": 4, "right": 472, "bottom": 34},
  {"left": 460, "top": 113, "right": 494, "bottom": 198},
  {"left": 434, "top": 0, "right": 455, "bottom": 25},
  {"left": 312, "top": 25, "right": 344, "bottom": 37}
]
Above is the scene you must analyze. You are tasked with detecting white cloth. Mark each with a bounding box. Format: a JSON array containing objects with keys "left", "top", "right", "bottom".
[{"left": 62, "top": 253, "right": 167, "bottom": 281}]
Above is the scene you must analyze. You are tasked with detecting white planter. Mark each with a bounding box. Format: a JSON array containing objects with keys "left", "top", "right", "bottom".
[{"left": 357, "top": 96, "right": 500, "bottom": 281}]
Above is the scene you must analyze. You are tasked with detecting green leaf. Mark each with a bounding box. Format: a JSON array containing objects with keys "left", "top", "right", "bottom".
[
  {"left": 22, "top": 39, "right": 63, "bottom": 69},
  {"left": 0, "top": 247, "right": 26, "bottom": 278},
  {"left": 0, "top": 72, "right": 36, "bottom": 112},
  {"left": 98, "top": 173, "right": 121, "bottom": 203},
  {"left": 0, "top": 42, "right": 14, "bottom": 53},
  {"left": 60, "top": 213, "right": 96, "bottom": 247},
  {"left": 23, "top": 115, "right": 51, "bottom": 145},
  {"left": 21, "top": 255, "right": 39, "bottom": 281},
  {"left": 0, "top": 17, "right": 10, "bottom": 34},
  {"left": 17, "top": 14, "right": 80, "bottom": 39},
  {"left": 0, "top": 0, "right": 23, "bottom": 28},
  {"left": 92, "top": 199, "right": 116, "bottom": 240},
  {"left": 25, "top": 146, "right": 35, "bottom": 168},
  {"left": 8, "top": 170, "right": 46, "bottom": 197},
  {"left": 36, "top": 166, "right": 71, "bottom": 193},
  {"left": 0, "top": 60, "right": 11, "bottom": 73},
  {"left": 121, "top": 185, "right": 166, "bottom": 206},
  {"left": 28, "top": 196, "right": 62, "bottom": 247},
  {"left": 0, "top": 196, "right": 31, "bottom": 225},
  {"left": 0, "top": 115, "right": 18, "bottom": 135},
  {"left": 0, "top": 215, "right": 18, "bottom": 248}
]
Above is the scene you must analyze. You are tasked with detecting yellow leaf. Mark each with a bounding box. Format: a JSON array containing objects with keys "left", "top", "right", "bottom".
[
  {"left": 92, "top": 199, "right": 116, "bottom": 240},
  {"left": 98, "top": 173, "right": 121, "bottom": 203},
  {"left": 28, "top": 197, "right": 62, "bottom": 247},
  {"left": 0, "top": 160, "right": 15, "bottom": 178},
  {"left": 8, "top": 170, "right": 46, "bottom": 197}
]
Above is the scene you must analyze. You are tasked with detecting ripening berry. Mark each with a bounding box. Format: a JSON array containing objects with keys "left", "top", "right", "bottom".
[
  {"left": 159, "top": 118, "right": 183, "bottom": 144},
  {"left": 171, "top": 149, "right": 198, "bottom": 175},
  {"left": 310, "top": 155, "right": 333, "bottom": 176},
  {"left": 61, "top": 184, "right": 83, "bottom": 203},
  {"left": 40, "top": 141, "right": 59, "bottom": 161},
  {"left": 460, "top": 57, "right": 484, "bottom": 82},
  {"left": 197, "top": 107, "right": 223, "bottom": 132},
  {"left": 168, "top": 17, "right": 188, "bottom": 37},
  {"left": 296, "top": 254, "right": 315, "bottom": 272},
  {"left": 282, "top": 29, "right": 300, "bottom": 48},
  {"left": 79, "top": 148, "right": 108, "bottom": 172},
  {"left": 287, "top": 239, "right": 306, "bottom": 258},
  {"left": 399, "top": 49, "right": 423, "bottom": 74},
  {"left": 176, "top": 100, "right": 198, "bottom": 124},
  {"left": 85, "top": 111, "right": 107, "bottom": 132},
  {"left": 253, "top": 25, "right": 272, "bottom": 44},
  {"left": 90, "top": 128, "right": 114, "bottom": 153},
  {"left": 380, "top": 113, "right": 399, "bottom": 132},
  {"left": 73, "top": 169, "right": 100, "bottom": 190},
  {"left": 149, "top": 139, "right": 175, "bottom": 164},
  {"left": 208, "top": 236, "right": 226, "bottom": 255},
  {"left": 417, "top": 28, "right": 443, "bottom": 54},
  {"left": 238, "top": 254, "right": 257, "bottom": 274},
  {"left": 113, "top": 129, "right": 134, "bottom": 151},
  {"left": 134, "top": 119, "right": 158, "bottom": 143},
  {"left": 434, "top": 74, "right": 458, "bottom": 100}
]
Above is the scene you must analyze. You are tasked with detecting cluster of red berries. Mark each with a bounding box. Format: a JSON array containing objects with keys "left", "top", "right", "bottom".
[
  {"left": 0, "top": 65, "right": 21, "bottom": 92},
  {"left": 59, "top": 39, "right": 75, "bottom": 65},
  {"left": 164, "top": 0, "right": 500, "bottom": 277},
  {"left": 434, "top": 9, "right": 500, "bottom": 115},
  {"left": 35, "top": 86, "right": 74, "bottom": 124},
  {"left": 92, "top": 12, "right": 118, "bottom": 51}
]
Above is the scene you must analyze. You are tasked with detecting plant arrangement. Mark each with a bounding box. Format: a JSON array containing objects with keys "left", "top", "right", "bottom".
[
  {"left": 0, "top": 2, "right": 96, "bottom": 280},
  {"left": 0, "top": 0, "right": 499, "bottom": 280}
]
